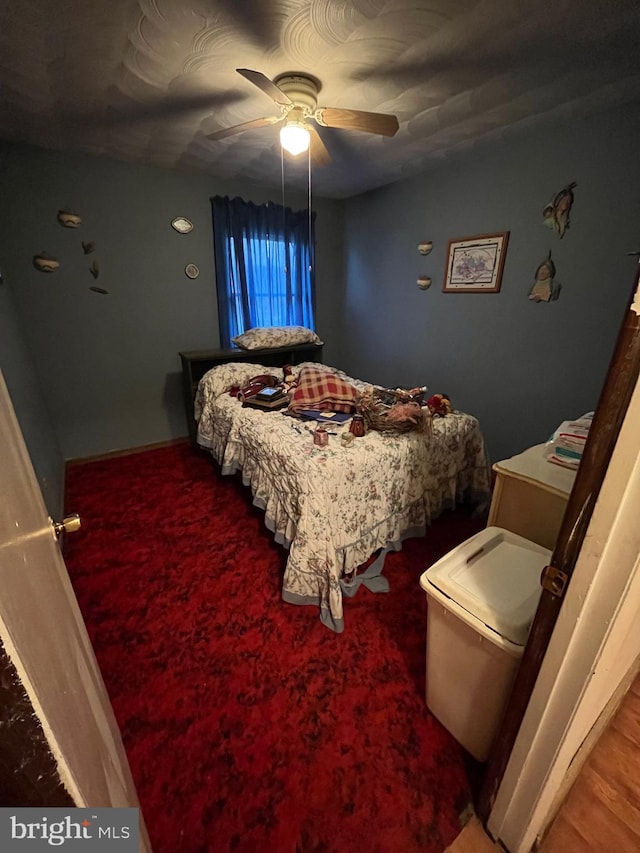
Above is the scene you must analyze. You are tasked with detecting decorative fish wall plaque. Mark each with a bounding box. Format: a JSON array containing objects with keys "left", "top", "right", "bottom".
[
  {"left": 33, "top": 252, "right": 60, "bottom": 272},
  {"left": 542, "top": 182, "right": 576, "bottom": 239},
  {"left": 528, "top": 252, "right": 561, "bottom": 302},
  {"left": 57, "top": 209, "right": 82, "bottom": 228}
]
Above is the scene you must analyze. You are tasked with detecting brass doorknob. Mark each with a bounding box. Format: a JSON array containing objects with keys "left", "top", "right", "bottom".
[{"left": 53, "top": 514, "right": 81, "bottom": 537}]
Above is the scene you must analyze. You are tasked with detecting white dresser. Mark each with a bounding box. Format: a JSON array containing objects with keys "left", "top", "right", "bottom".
[{"left": 487, "top": 444, "right": 577, "bottom": 551}]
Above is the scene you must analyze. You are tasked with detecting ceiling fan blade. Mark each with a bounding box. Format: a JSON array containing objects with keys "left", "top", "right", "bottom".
[
  {"left": 309, "top": 125, "right": 331, "bottom": 166},
  {"left": 316, "top": 108, "right": 399, "bottom": 137},
  {"left": 206, "top": 115, "right": 282, "bottom": 141},
  {"left": 236, "top": 68, "right": 292, "bottom": 106}
]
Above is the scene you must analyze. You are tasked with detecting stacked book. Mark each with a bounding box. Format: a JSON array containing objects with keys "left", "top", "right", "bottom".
[
  {"left": 242, "top": 386, "right": 288, "bottom": 411},
  {"left": 545, "top": 412, "right": 593, "bottom": 469}
]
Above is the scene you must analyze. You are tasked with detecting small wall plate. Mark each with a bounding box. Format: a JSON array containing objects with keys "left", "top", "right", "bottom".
[
  {"left": 185, "top": 263, "right": 200, "bottom": 279},
  {"left": 171, "top": 217, "right": 193, "bottom": 234}
]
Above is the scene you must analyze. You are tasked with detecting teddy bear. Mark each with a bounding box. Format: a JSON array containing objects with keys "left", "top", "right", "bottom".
[
  {"left": 426, "top": 393, "right": 451, "bottom": 417},
  {"left": 282, "top": 364, "right": 298, "bottom": 396}
]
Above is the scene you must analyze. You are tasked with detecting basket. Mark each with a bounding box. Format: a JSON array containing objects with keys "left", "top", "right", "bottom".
[{"left": 357, "top": 388, "right": 432, "bottom": 435}]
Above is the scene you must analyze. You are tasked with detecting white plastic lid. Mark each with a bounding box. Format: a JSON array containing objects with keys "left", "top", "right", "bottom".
[{"left": 420, "top": 527, "right": 551, "bottom": 646}]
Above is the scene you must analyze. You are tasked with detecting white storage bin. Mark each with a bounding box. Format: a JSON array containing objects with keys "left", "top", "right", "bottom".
[{"left": 419, "top": 526, "right": 551, "bottom": 761}]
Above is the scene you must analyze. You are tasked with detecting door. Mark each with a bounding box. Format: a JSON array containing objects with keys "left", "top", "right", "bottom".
[
  {"left": 479, "top": 263, "right": 640, "bottom": 821},
  {"left": 0, "top": 371, "right": 151, "bottom": 850}
]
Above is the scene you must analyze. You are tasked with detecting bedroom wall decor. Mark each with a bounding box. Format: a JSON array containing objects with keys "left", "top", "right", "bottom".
[
  {"left": 417, "top": 276, "right": 432, "bottom": 290},
  {"left": 57, "top": 209, "right": 82, "bottom": 228},
  {"left": 418, "top": 241, "right": 433, "bottom": 255},
  {"left": 542, "top": 182, "right": 577, "bottom": 238},
  {"left": 528, "top": 252, "right": 561, "bottom": 302},
  {"left": 185, "top": 263, "right": 200, "bottom": 279},
  {"left": 443, "top": 232, "right": 509, "bottom": 293},
  {"left": 89, "top": 286, "right": 109, "bottom": 295},
  {"left": 81, "top": 241, "right": 96, "bottom": 254},
  {"left": 32, "top": 252, "right": 60, "bottom": 272},
  {"left": 89, "top": 260, "right": 99, "bottom": 279},
  {"left": 171, "top": 217, "right": 193, "bottom": 234}
]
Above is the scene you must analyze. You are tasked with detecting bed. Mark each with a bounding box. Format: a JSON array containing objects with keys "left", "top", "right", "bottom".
[{"left": 195, "top": 361, "right": 491, "bottom": 632}]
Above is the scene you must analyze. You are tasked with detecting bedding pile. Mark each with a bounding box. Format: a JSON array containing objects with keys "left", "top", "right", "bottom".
[
  {"left": 288, "top": 363, "right": 359, "bottom": 414},
  {"left": 195, "top": 362, "right": 491, "bottom": 631}
]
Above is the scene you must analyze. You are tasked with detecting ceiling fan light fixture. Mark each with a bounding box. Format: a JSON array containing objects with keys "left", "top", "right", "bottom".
[{"left": 280, "top": 120, "right": 310, "bottom": 156}]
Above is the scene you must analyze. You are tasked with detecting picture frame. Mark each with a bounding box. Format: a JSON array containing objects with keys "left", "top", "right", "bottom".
[{"left": 443, "top": 232, "right": 509, "bottom": 293}]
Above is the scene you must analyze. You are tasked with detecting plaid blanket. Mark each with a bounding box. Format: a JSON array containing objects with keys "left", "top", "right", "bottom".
[{"left": 288, "top": 365, "right": 358, "bottom": 414}]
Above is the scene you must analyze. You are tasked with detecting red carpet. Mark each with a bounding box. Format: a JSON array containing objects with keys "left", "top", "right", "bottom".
[{"left": 64, "top": 442, "right": 484, "bottom": 853}]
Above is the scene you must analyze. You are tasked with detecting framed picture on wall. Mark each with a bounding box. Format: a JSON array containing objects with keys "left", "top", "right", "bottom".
[{"left": 443, "top": 232, "right": 509, "bottom": 293}]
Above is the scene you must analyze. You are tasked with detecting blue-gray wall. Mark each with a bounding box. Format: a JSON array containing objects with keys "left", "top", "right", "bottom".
[
  {"left": 1, "top": 143, "right": 343, "bottom": 463},
  {"left": 340, "top": 102, "right": 640, "bottom": 464},
  {"left": 2, "top": 98, "right": 638, "bottom": 509},
  {"left": 0, "top": 266, "right": 64, "bottom": 518}
]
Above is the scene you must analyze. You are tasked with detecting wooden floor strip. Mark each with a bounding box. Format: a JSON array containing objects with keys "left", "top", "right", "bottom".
[
  {"left": 539, "top": 671, "right": 640, "bottom": 852},
  {"left": 444, "top": 816, "right": 500, "bottom": 852},
  {"left": 589, "top": 726, "right": 640, "bottom": 807},
  {"left": 580, "top": 764, "right": 640, "bottom": 837},
  {"left": 611, "top": 692, "right": 640, "bottom": 749},
  {"left": 538, "top": 813, "right": 589, "bottom": 850}
]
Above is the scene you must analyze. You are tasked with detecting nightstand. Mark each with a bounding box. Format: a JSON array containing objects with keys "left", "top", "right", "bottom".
[{"left": 487, "top": 444, "right": 577, "bottom": 550}]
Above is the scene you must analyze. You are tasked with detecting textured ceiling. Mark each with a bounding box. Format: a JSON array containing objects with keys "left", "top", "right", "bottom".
[{"left": 1, "top": 0, "right": 639, "bottom": 198}]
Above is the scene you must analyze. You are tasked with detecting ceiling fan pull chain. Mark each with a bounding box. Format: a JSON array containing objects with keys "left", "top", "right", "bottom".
[
  {"left": 281, "top": 145, "right": 288, "bottom": 274},
  {"left": 281, "top": 143, "right": 285, "bottom": 215},
  {"left": 308, "top": 147, "right": 313, "bottom": 273}
]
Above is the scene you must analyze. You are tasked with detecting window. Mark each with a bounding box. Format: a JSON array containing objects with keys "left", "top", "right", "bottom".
[{"left": 212, "top": 195, "right": 316, "bottom": 347}]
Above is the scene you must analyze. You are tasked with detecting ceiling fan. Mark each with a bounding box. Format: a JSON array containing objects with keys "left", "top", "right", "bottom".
[{"left": 206, "top": 68, "right": 399, "bottom": 165}]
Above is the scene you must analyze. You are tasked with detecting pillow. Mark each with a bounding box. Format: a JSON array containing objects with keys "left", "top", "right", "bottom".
[
  {"left": 232, "top": 325, "right": 323, "bottom": 350},
  {"left": 288, "top": 365, "right": 359, "bottom": 414}
]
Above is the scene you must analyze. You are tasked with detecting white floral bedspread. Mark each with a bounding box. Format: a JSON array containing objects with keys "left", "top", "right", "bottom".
[{"left": 195, "top": 362, "right": 491, "bottom": 632}]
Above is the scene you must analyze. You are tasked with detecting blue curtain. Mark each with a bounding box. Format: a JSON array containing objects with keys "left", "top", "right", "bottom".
[{"left": 212, "top": 195, "right": 316, "bottom": 347}]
